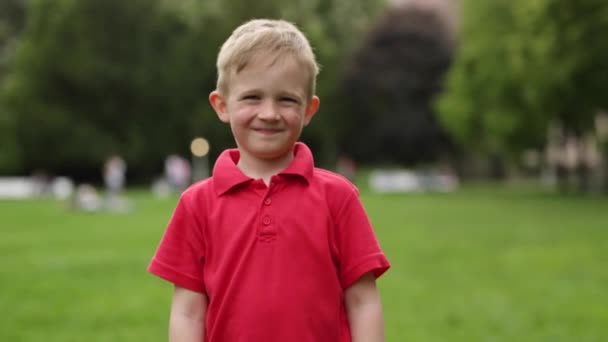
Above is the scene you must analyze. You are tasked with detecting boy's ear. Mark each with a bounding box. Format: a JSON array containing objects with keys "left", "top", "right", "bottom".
[
  {"left": 209, "top": 90, "right": 230, "bottom": 123},
  {"left": 303, "top": 96, "right": 320, "bottom": 126}
]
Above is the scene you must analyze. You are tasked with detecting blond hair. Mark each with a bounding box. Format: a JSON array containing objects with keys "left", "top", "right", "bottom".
[{"left": 216, "top": 19, "right": 320, "bottom": 97}]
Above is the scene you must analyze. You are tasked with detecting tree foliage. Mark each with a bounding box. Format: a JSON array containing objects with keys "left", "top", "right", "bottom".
[
  {"left": 3, "top": 0, "right": 209, "bottom": 179},
  {"left": 0, "top": 0, "right": 27, "bottom": 172},
  {"left": 336, "top": 6, "right": 454, "bottom": 165},
  {"left": 1, "top": 0, "right": 387, "bottom": 179},
  {"left": 437, "top": 0, "right": 608, "bottom": 156}
]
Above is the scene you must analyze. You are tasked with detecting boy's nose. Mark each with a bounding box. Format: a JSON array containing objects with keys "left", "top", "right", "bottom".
[{"left": 257, "top": 100, "right": 280, "bottom": 120}]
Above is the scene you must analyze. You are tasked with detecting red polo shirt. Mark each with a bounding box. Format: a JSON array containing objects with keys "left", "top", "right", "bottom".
[{"left": 148, "top": 142, "right": 390, "bottom": 342}]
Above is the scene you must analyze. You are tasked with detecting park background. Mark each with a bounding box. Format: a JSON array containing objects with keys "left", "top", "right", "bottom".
[{"left": 1, "top": 0, "right": 608, "bottom": 340}]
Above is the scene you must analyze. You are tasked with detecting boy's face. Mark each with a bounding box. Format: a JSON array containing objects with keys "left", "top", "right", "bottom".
[{"left": 209, "top": 56, "right": 320, "bottom": 162}]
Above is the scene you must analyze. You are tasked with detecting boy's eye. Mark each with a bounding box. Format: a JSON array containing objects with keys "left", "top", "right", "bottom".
[
  {"left": 242, "top": 95, "right": 260, "bottom": 101},
  {"left": 279, "top": 97, "right": 298, "bottom": 104}
]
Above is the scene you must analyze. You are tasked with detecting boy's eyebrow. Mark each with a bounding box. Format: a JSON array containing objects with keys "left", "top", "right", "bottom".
[
  {"left": 235, "top": 88, "right": 262, "bottom": 96},
  {"left": 277, "top": 90, "right": 304, "bottom": 100},
  {"left": 237, "top": 88, "right": 305, "bottom": 100}
]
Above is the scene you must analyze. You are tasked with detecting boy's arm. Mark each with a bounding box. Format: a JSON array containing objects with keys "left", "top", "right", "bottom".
[
  {"left": 170, "top": 285, "right": 208, "bottom": 342},
  {"left": 344, "top": 272, "right": 385, "bottom": 342}
]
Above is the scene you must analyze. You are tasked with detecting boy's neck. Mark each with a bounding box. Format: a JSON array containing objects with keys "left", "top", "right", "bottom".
[{"left": 237, "top": 148, "right": 295, "bottom": 185}]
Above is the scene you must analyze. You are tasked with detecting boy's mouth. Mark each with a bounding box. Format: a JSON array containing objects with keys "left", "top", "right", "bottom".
[{"left": 253, "top": 127, "right": 282, "bottom": 135}]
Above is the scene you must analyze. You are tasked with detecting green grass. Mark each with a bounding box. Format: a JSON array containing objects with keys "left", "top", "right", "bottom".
[{"left": 1, "top": 186, "right": 607, "bottom": 341}]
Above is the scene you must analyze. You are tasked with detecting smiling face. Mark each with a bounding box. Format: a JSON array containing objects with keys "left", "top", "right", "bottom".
[{"left": 210, "top": 55, "right": 320, "bottom": 165}]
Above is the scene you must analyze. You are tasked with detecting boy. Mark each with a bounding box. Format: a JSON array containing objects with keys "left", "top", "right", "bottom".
[{"left": 148, "top": 19, "right": 390, "bottom": 342}]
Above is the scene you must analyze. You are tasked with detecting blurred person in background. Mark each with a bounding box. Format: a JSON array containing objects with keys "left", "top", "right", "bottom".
[
  {"left": 103, "top": 155, "right": 126, "bottom": 209},
  {"left": 165, "top": 154, "right": 192, "bottom": 193}
]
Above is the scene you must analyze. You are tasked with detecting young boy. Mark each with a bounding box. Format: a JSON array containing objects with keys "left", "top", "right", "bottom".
[{"left": 148, "top": 19, "right": 390, "bottom": 342}]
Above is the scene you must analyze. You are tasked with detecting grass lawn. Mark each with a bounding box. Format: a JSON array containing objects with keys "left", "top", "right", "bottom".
[{"left": 1, "top": 185, "right": 607, "bottom": 341}]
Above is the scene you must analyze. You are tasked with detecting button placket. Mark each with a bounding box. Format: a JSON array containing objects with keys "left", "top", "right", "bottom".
[
  {"left": 259, "top": 193, "right": 276, "bottom": 242},
  {"left": 258, "top": 215, "right": 276, "bottom": 242},
  {"left": 258, "top": 180, "right": 278, "bottom": 242}
]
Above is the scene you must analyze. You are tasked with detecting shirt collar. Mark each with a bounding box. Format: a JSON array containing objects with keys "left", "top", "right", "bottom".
[{"left": 213, "top": 142, "right": 314, "bottom": 196}]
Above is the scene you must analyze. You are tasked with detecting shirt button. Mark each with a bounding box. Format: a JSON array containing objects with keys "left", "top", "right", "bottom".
[
  {"left": 262, "top": 216, "right": 271, "bottom": 225},
  {"left": 264, "top": 198, "right": 272, "bottom": 205}
]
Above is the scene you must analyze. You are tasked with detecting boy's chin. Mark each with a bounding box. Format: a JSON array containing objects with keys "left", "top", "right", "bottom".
[{"left": 244, "top": 145, "right": 295, "bottom": 161}]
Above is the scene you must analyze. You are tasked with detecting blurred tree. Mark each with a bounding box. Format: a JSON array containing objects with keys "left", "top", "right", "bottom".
[
  {"left": 437, "top": 0, "right": 608, "bottom": 174},
  {"left": 0, "top": 0, "right": 26, "bottom": 73},
  {"left": 2, "top": 0, "right": 388, "bottom": 179},
  {"left": 3, "top": 0, "right": 210, "bottom": 180},
  {"left": 0, "top": 0, "right": 27, "bottom": 173},
  {"left": 336, "top": 6, "right": 454, "bottom": 165},
  {"left": 302, "top": 0, "right": 390, "bottom": 165}
]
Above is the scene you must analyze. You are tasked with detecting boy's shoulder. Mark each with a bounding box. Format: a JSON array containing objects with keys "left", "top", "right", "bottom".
[
  {"left": 178, "top": 177, "right": 215, "bottom": 203},
  {"left": 312, "top": 167, "right": 359, "bottom": 197}
]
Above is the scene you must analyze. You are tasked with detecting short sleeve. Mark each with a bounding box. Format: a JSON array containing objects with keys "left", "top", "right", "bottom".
[
  {"left": 334, "top": 189, "right": 390, "bottom": 289},
  {"left": 148, "top": 194, "right": 206, "bottom": 293}
]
